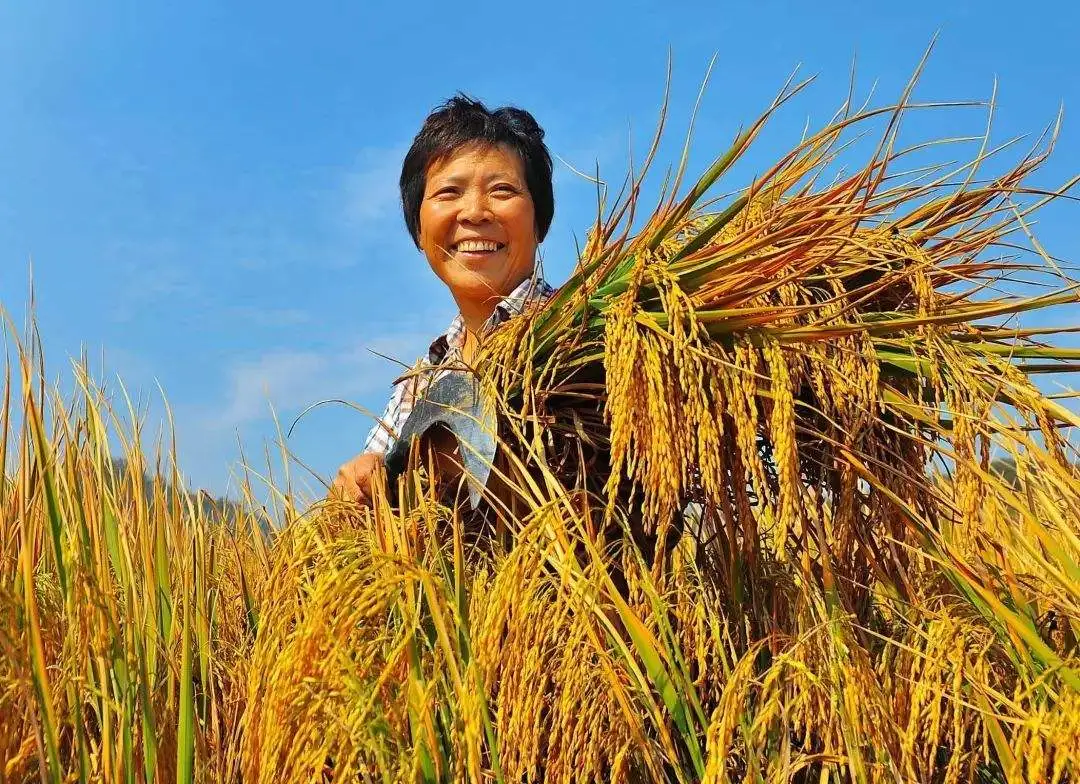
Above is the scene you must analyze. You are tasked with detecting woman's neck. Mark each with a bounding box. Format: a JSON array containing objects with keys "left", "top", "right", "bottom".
[
  {"left": 456, "top": 297, "right": 498, "bottom": 337},
  {"left": 452, "top": 298, "right": 494, "bottom": 366},
  {"left": 452, "top": 270, "right": 533, "bottom": 351}
]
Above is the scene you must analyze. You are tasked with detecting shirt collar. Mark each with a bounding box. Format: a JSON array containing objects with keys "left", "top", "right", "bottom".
[{"left": 427, "top": 275, "right": 553, "bottom": 365}]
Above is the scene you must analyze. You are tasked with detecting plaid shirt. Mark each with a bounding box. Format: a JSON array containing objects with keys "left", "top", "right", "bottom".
[{"left": 364, "top": 276, "right": 555, "bottom": 455}]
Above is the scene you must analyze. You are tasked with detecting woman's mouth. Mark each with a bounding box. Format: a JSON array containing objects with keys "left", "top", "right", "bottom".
[{"left": 451, "top": 239, "right": 505, "bottom": 259}]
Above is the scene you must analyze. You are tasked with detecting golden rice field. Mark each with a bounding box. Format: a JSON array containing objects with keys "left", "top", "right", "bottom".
[{"left": 4, "top": 67, "right": 1080, "bottom": 782}]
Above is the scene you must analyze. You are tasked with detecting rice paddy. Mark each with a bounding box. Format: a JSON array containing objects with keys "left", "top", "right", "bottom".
[{"left": 3, "top": 66, "right": 1080, "bottom": 782}]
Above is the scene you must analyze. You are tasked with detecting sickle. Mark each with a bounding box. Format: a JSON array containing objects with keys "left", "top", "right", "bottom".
[{"left": 382, "top": 371, "right": 498, "bottom": 508}]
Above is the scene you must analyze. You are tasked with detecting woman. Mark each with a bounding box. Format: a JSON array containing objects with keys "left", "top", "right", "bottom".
[{"left": 332, "top": 95, "right": 555, "bottom": 505}]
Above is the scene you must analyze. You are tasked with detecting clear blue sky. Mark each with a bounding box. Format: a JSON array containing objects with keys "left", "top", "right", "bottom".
[{"left": 2, "top": 0, "right": 1078, "bottom": 499}]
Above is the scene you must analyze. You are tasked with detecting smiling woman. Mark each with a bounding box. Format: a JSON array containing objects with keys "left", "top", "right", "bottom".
[
  {"left": 419, "top": 144, "right": 539, "bottom": 332},
  {"left": 330, "top": 95, "right": 555, "bottom": 505}
]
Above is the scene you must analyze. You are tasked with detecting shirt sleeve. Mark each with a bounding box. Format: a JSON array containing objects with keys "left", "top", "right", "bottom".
[{"left": 363, "top": 366, "right": 422, "bottom": 455}]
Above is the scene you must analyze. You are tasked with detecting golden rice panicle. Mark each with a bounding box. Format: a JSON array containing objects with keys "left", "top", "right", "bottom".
[
  {"left": 602, "top": 250, "right": 686, "bottom": 524},
  {"left": 599, "top": 229, "right": 758, "bottom": 531},
  {"left": 762, "top": 338, "right": 800, "bottom": 559},
  {"left": 720, "top": 339, "right": 771, "bottom": 521},
  {"left": 471, "top": 504, "right": 657, "bottom": 782},
  {"left": 888, "top": 609, "right": 1000, "bottom": 783},
  {"left": 701, "top": 642, "right": 760, "bottom": 783},
  {"left": 703, "top": 613, "right": 908, "bottom": 780},
  {"left": 471, "top": 521, "right": 566, "bottom": 780},
  {"left": 240, "top": 504, "right": 438, "bottom": 782},
  {"left": 1010, "top": 686, "right": 1080, "bottom": 784}
]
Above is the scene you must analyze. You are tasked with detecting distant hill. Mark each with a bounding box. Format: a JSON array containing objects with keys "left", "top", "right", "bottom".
[{"left": 106, "top": 456, "right": 256, "bottom": 530}]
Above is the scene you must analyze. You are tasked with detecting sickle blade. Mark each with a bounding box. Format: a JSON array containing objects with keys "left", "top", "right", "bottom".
[{"left": 382, "top": 371, "right": 497, "bottom": 508}]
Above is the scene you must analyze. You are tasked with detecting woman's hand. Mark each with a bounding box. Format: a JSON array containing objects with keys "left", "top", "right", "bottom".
[
  {"left": 330, "top": 452, "right": 384, "bottom": 506},
  {"left": 330, "top": 428, "right": 463, "bottom": 508}
]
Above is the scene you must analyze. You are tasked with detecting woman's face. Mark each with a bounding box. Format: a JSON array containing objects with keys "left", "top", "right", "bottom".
[{"left": 418, "top": 143, "right": 538, "bottom": 311}]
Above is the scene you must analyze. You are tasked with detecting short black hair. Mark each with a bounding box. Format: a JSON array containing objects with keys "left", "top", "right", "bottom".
[{"left": 400, "top": 94, "right": 554, "bottom": 248}]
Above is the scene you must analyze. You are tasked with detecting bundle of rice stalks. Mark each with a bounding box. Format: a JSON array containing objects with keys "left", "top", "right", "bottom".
[{"left": 475, "top": 66, "right": 1080, "bottom": 641}]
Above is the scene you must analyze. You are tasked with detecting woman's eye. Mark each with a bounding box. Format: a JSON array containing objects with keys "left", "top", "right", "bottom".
[{"left": 492, "top": 184, "right": 517, "bottom": 195}]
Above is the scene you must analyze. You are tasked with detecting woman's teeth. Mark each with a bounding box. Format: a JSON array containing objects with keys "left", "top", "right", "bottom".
[{"left": 454, "top": 240, "right": 502, "bottom": 253}]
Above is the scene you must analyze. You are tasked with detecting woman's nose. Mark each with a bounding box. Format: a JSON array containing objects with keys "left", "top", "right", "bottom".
[{"left": 458, "top": 191, "right": 490, "bottom": 224}]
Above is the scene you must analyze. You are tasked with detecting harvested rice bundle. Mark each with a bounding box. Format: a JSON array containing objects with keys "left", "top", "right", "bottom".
[{"left": 475, "top": 73, "right": 1080, "bottom": 633}]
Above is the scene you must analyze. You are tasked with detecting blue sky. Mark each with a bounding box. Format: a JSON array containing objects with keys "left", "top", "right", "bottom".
[{"left": 2, "top": 0, "right": 1078, "bottom": 500}]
